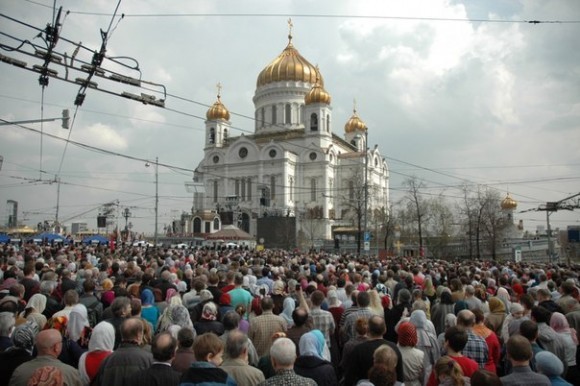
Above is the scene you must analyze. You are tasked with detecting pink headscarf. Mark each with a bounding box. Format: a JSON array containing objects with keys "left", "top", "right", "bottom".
[
  {"left": 550, "top": 312, "right": 578, "bottom": 345},
  {"left": 165, "top": 288, "right": 178, "bottom": 303}
]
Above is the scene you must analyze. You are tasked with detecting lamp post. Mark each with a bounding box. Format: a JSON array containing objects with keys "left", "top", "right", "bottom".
[
  {"left": 363, "top": 127, "right": 369, "bottom": 254},
  {"left": 146, "top": 157, "right": 159, "bottom": 246}
]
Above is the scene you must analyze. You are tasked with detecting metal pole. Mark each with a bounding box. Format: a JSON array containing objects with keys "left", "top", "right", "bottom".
[
  {"left": 546, "top": 210, "right": 552, "bottom": 263},
  {"left": 55, "top": 176, "right": 60, "bottom": 228},
  {"left": 154, "top": 156, "right": 159, "bottom": 246},
  {"left": 363, "top": 128, "right": 368, "bottom": 254}
]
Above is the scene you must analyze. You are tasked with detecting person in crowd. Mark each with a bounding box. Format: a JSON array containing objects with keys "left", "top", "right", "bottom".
[
  {"left": 531, "top": 306, "right": 568, "bottom": 372},
  {"left": 140, "top": 288, "right": 160, "bottom": 330},
  {"left": 257, "top": 337, "right": 316, "bottom": 386},
  {"left": 472, "top": 308, "right": 500, "bottom": 373},
  {"left": 194, "top": 301, "right": 224, "bottom": 336},
  {"left": 485, "top": 297, "right": 506, "bottom": 337},
  {"left": 9, "top": 328, "right": 82, "bottom": 386},
  {"left": 535, "top": 350, "right": 573, "bottom": 386},
  {"left": 93, "top": 317, "right": 154, "bottom": 386},
  {"left": 550, "top": 312, "right": 579, "bottom": 384},
  {"left": 501, "top": 302, "right": 525, "bottom": 344},
  {"left": 384, "top": 288, "right": 412, "bottom": 344},
  {"left": 409, "top": 309, "right": 440, "bottom": 384},
  {"left": 20, "top": 293, "right": 47, "bottom": 329},
  {"left": 431, "top": 290, "right": 455, "bottom": 336},
  {"left": 342, "top": 291, "right": 374, "bottom": 344},
  {"left": 280, "top": 297, "right": 296, "bottom": 328},
  {"left": 470, "top": 369, "right": 502, "bottom": 386},
  {"left": 396, "top": 321, "right": 425, "bottom": 386},
  {"left": 500, "top": 334, "right": 551, "bottom": 386},
  {"left": 286, "top": 307, "right": 312, "bottom": 356},
  {"left": 456, "top": 309, "right": 489, "bottom": 369},
  {"left": 0, "top": 311, "right": 15, "bottom": 351},
  {"left": 78, "top": 321, "right": 115, "bottom": 386},
  {"left": 67, "top": 304, "right": 92, "bottom": 349},
  {"left": 126, "top": 331, "right": 181, "bottom": 386},
  {"left": 537, "top": 288, "right": 565, "bottom": 314},
  {"left": 220, "top": 310, "right": 259, "bottom": 366},
  {"left": 103, "top": 296, "right": 132, "bottom": 349},
  {"left": 180, "top": 332, "right": 236, "bottom": 386},
  {"left": 0, "top": 321, "right": 39, "bottom": 385},
  {"left": 294, "top": 330, "right": 336, "bottom": 386},
  {"left": 221, "top": 330, "right": 265, "bottom": 386},
  {"left": 257, "top": 331, "right": 288, "bottom": 380},
  {"left": 344, "top": 315, "right": 404, "bottom": 386},
  {"left": 433, "top": 356, "right": 469, "bottom": 386},
  {"left": 437, "top": 313, "right": 457, "bottom": 350},
  {"left": 249, "top": 297, "right": 287, "bottom": 357},
  {"left": 172, "top": 327, "right": 197, "bottom": 373},
  {"left": 308, "top": 290, "right": 335, "bottom": 350}
]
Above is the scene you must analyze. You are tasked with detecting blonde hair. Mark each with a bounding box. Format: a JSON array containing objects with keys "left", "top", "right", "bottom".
[
  {"left": 435, "top": 356, "right": 465, "bottom": 386},
  {"left": 373, "top": 344, "right": 398, "bottom": 371}
]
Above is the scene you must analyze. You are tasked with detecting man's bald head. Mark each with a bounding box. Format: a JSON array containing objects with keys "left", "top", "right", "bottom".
[
  {"left": 456, "top": 310, "right": 475, "bottom": 328},
  {"left": 36, "top": 329, "right": 62, "bottom": 357}
]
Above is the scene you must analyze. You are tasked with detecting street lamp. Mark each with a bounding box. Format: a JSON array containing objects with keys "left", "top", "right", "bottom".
[
  {"left": 363, "top": 127, "right": 369, "bottom": 254},
  {"left": 146, "top": 157, "right": 159, "bottom": 246}
]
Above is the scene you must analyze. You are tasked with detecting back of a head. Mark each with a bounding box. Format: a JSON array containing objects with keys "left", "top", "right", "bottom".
[
  {"left": 0, "top": 311, "right": 15, "bottom": 336},
  {"left": 270, "top": 337, "right": 296, "bottom": 367},
  {"left": 177, "top": 327, "right": 195, "bottom": 349},
  {"left": 292, "top": 307, "right": 309, "bottom": 327},
  {"left": 152, "top": 332, "right": 177, "bottom": 362},
  {"left": 368, "top": 364, "right": 396, "bottom": 386},
  {"left": 373, "top": 344, "right": 398, "bottom": 370},
  {"left": 111, "top": 296, "right": 131, "bottom": 318},
  {"left": 120, "top": 317, "right": 143, "bottom": 343},
  {"left": 355, "top": 317, "right": 369, "bottom": 336},
  {"left": 83, "top": 279, "right": 96, "bottom": 293},
  {"left": 35, "top": 329, "right": 61, "bottom": 356},
  {"left": 225, "top": 330, "right": 248, "bottom": 359},
  {"left": 63, "top": 289, "right": 79, "bottom": 306},
  {"left": 368, "top": 315, "right": 387, "bottom": 337},
  {"left": 194, "top": 332, "right": 224, "bottom": 362},
  {"left": 531, "top": 306, "right": 551, "bottom": 324},
  {"left": 471, "top": 370, "right": 502, "bottom": 386},
  {"left": 456, "top": 310, "right": 475, "bottom": 328},
  {"left": 357, "top": 291, "right": 371, "bottom": 308},
  {"left": 261, "top": 296, "right": 274, "bottom": 311},
  {"left": 444, "top": 326, "right": 468, "bottom": 353},
  {"left": 506, "top": 334, "right": 533, "bottom": 362},
  {"left": 311, "top": 290, "right": 325, "bottom": 307},
  {"left": 519, "top": 319, "right": 538, "bottom": 341},
  {"left": 222, "top": 310, "right": 241, "bottom": 331}
]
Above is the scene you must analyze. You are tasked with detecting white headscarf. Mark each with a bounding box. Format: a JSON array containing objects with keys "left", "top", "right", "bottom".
[
  {"left": 26, "top": 293, "right": 46, "bottom": 314},
  {"left": 87, "top": 321, "right": 115, "bottom": 352},
  {"left": 281, "top": 297, "right": 295, "bottom": 327},
  {"left": 67, "top": 304, "right": 89, "bottom": 342}
]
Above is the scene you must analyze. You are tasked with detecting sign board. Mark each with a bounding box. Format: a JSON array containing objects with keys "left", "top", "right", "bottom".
[
  {"left": 364, "top": 232, "right": 370, "bottom": 242},
  {"left": 514, "top": 246, "right": 522, "bottom": 263},
  {"left": 364, "top": 241, "right": 370, "bottom": 251}
]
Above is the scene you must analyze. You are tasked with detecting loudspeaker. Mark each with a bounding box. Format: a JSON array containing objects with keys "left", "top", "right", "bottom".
[{"left": 97, "top": 216, "right": 107, "bottom": 228}]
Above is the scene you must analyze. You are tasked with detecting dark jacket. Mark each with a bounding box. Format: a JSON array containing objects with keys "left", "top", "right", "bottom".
[
  {"left": 179, "top": 361, "right": 236, "bottom": 386},
  {"left": 93, "top": 342, "right": 154, "bottom": 386},
  {"left": 294, "top": 356, "right": 337, "bottom": 386},
  {"left": 126, "top": 363, "right": 181, "bottom": 386}
]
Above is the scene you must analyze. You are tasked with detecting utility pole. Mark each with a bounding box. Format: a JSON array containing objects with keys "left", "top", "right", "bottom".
[
  {"left": 363, "top": 127, "right": 369, "bottom": 255},
  {"left": 146, "top": 157, "right": 159, "bottom": 245}
]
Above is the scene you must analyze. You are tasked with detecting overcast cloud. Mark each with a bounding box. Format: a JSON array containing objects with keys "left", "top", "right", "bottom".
[{"left": 0, "top": 0, "right": 578, "bottom": 235}]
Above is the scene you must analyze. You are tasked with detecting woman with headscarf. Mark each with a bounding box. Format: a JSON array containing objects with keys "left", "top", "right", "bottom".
[
  {"left": 550, "top": 312, "right": 579, "bottom": 385},
  {"left": 484, "top": 297, "right": 506, "bottom": 337},
  {"left": 431, "top": 290, "right": 454, "bottom": 337},
  {"left": 21, "top": 293, "right": 47, "bottom": 329},
  {"left": 500, "top": 302, "right": 524, "bottom": 344},
  {"left": 280, "top": 297, "right": 296, "bottom": 328},
  {"left": 294, "top": 330, "right": 336, "bottom": 386},
  {"left": 67, "top": 303, "right": 92, "bottom": 348},
  {"left": 496, "top": 287, "right": 511, "bottom": 314},
  {"left": 0, "top": 321, "right": 39, "bottom": 386},
  {"left": 156, "top": 292, "right": 184, "bottom": 333},
  {"left": 194, "top": 302, "right": 224, "bottom": 336},
  {"left": 78, "top": 321, "right": 115, "bottom": 386},
  {"left": 156, "top": 287, "right": 178, "bottom": 315},
  {"left": 409, "top": 310, "right": 440, "bottom": 385},
  {"left": 397, "top": 321, "right": 425, "bottom": 386},
  {"left": 140, "top": 288, "right": 160, "bottom": 330}
]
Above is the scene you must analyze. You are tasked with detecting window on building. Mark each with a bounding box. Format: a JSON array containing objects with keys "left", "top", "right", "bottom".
[
  {"left": 261, "top": 107, "right": 265, "bottom": 128},
  {"left": 193, "top": 218, "right": 201, "bottom": 233},
  {"left": 310, "top": 113, "right": 318, "bottom": 131},
  {"left": 311, "top": 178, "right": 317, "bottom": 202},
  {"left": 213, "top": 218, "right": 220, "bottom": 230},
  {"left": 272, "top": 105, "right": 277, "bottom": 125},
  {"left": 209, "top": 128, "right": 215, "bottom": 144},
  {"left": 271, "top": 176, "right": 276, "bottom": 200},
  {"left": 213, "top": 181, "right": 218, "bottom": 203},
  {"left": 235, "top": 180, "right": 240, "bottom": 197},
  {"left": 289, "top": 178, "right": 294, "bottom": 201},
  {"left": 241, "top": 179, "right": 246, "bottom": 200},
  {"left": 349, "top": 180, "right": 354, "bottom": 200},
  {"left": 247, "top": 178, "right": 252, "bottom": 200},
  {"left": 326, "top": 114, "right": 330, "bottom": 132},
  {"left": 285, "top": 103, "right": 291, "bottom": 124},
  {"left": 205, "top": 222, "right": 211, "bottom": 233},
  {"left": 223, "top": 129, "right": 228, "bottom": 143}
]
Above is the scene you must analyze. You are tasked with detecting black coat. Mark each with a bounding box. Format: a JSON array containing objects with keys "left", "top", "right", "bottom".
[
  {"left": 294, "top": 355, "right": 337, "bottom": 386},
  {"left": 126, "top": 363, "right": 181, "bottom": 386}
]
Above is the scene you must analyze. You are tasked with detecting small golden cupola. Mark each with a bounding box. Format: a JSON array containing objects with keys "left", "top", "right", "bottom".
[
  {"left": 501, "top": 193, "right": 518, "bottom": 210},
  {"left": 344, "top": 107, "right": 367, "bottom": 133},
  {"left": 305, "top": 70, "right": 331, "bottom": 105},
  {"left": 206, "top": 84, "right": 230, "bottom": 121},
  {"left": 257, "top": 19, "right": 322, "bottom": 88}
]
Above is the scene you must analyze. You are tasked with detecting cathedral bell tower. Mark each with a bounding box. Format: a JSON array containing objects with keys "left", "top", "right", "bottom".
[
  {"left": 304, "top": 70, "right": 332, "bottom": 138},
  {"left": 205, "top": 83, "right": 231, "bottom": 148}
]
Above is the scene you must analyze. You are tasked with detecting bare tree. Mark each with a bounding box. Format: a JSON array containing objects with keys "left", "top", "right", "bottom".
[
  {"left": 425, "top": 195, "right": 455, "bottom": 258},
  {"left": 402, "top": 176, "right": 429, "bottom": 256}
]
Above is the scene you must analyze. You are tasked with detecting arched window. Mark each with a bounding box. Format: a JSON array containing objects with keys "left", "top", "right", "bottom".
[
  {"left": 213, "top": 218, "right": 220, "bottom": 230},
  {"left": 285, "top": 103, "right": 291, "bottom": 124},
  {"left": 326, "top": 114, "right": 330, "bottom": 132},
  {"left": 310, "top": 113, "right": 318, "bottom": 131},
  {"left": 213, "top": 181, "right": 218, "bottom": 203},
  {"left": 272, "top": 105, "right": 277, "bottom": 125},
  {"left": 311, "top": 178, "right": 317, "bottom": 202},
  {"left": 260, "top": 107, "right": 265, "bottom": 128},
  {"left": 193, "top": 218, "right": 202, "bottom": 233},
  {"left": 271, "top": 176, "right": 276, "bottom": 200},
  {"left": 209, "top": 128, "right": 215, "bottom": 144},
  {"left": 223, "top": 128, "right": 228, "bottom": 143}
]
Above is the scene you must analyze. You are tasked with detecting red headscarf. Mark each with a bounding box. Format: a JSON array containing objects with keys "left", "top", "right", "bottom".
[{"left": 398, "top": 322, "right": 418, "bottom": 347}]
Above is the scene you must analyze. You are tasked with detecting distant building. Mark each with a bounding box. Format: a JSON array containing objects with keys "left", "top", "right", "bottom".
[{"left": 71, "top": 222, "right": 88, "bottom": 235}]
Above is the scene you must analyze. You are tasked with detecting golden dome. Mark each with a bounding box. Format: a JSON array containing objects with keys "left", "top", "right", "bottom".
[
  {"left": 257, "top": 34, "right": 323, "bottom": 87},
  {"left": 501, "top": 193, "right": 517, "bottom": 210},
  {"left": 206, "top": 94, "right": 230, "bottom": 121},
  {"left": 344, "top": 109, "right": 367, "bottom": 133},
  {"left": 305, "top": 73, "right": 331, "bottom": 105}
]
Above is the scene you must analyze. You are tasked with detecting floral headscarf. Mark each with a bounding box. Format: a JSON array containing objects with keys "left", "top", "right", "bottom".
[{"left": 201, "top": 302, "right": 218, "bottom": 321}]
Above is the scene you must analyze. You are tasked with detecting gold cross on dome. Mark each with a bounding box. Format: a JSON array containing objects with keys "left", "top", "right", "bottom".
[
  {"left": 216, "top": 82, "right": 222, "bottom": 98},
  {"left": 353, "top": 98, "right": 357, "bottom": 114},
  {"left": 288, "top": 18, "right": 293, "bottom": 41}
]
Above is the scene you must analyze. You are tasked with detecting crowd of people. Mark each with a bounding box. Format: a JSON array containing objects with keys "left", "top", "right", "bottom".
[{"left": 0, "top": 241, "right": 579, "bottom": 386}]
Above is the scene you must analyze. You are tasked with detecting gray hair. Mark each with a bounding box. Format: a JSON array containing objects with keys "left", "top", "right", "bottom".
[
  {"left": 270, "top": 337, "right": 296, "bottom": 367},
  {"left": 0, "top": 312, "right": 15, "bottom": 335},
  {"left": 225, "top": 330, "right": 248, "bottom": 359}
]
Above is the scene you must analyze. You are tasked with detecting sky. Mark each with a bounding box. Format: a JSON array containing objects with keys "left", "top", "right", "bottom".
[{"left": 0, "top": 0, "right": 579, "bottom": 237}]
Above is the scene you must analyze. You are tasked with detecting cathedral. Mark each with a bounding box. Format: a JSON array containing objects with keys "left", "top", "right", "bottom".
[{"left": 193, "top": 23, "right": 389, "bottom": 248}]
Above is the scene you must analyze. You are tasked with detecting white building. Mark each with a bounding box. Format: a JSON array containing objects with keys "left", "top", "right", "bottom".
[{"left": 194, "top": 27, "right": 389, "bottom": 247}]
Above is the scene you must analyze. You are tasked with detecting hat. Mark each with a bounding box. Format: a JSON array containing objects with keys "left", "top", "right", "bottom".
[
  {"left": 398, "top": 322, "right": 418, "bottom": 347},
  {"left": 535, "top": 351, "right": 564, "bottom": 376}
]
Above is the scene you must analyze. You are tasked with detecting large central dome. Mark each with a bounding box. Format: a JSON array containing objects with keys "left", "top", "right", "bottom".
[{"left": 257, "top": 36, "right": 323, "bottom": 87}]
